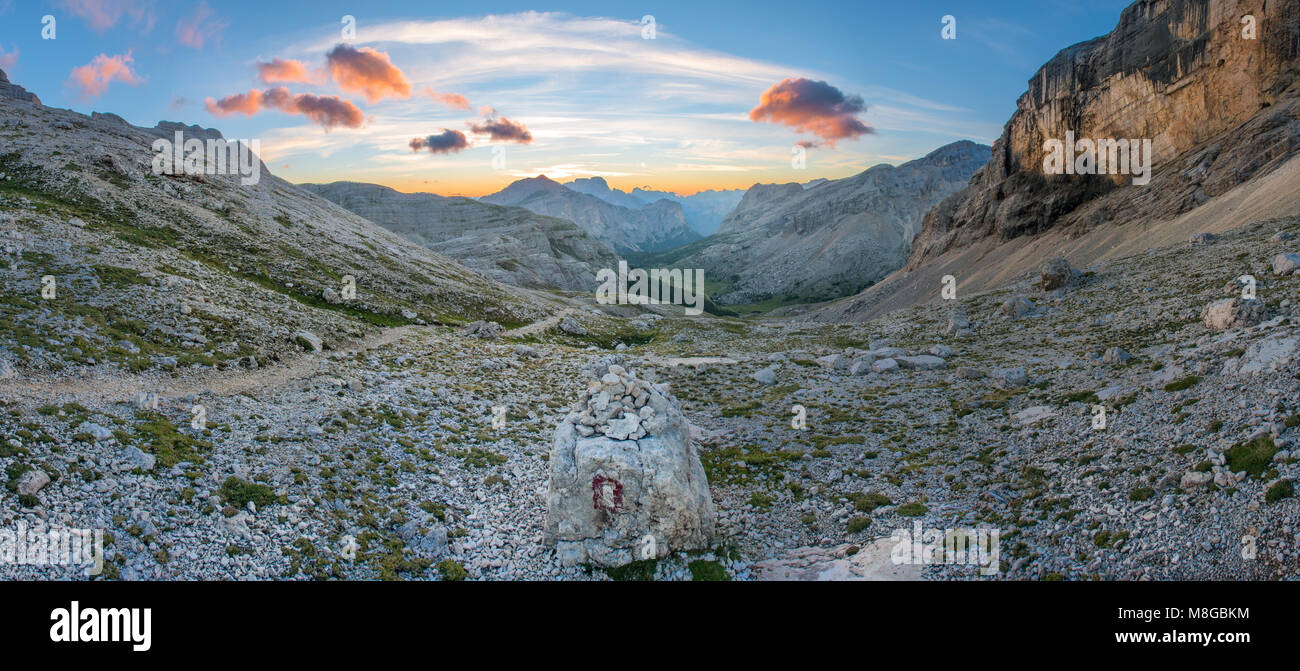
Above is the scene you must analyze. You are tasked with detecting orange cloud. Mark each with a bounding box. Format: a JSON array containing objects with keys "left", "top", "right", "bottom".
[
  {"left": 256, "top": 58, "right": 316, "bottom": 84},
  {"left": 325, "top": 44, "right": 411, "bottom": 103},
  {"left": 420, "top": 86, "right": 471, "bottom": 111},
  {"left": 57, "top": 0, "right": 155, "bottom": 33},
  {"left": 205, "top": 87, "right": 364, "bottom": 130},
  {"left": 410, "top": 129, "right": 470, "bottom": 154},
  {"left": 175, "top": 2, "right": 227, "bottom": 50},
  {"left": 468, "top": 113, "right": 532, "bottom": 144},
  {"left": 66, "top": 51, "right": 144, "bottom": 101},
  {"left": 0, "top": 44, "right": 17, "bottom": 71},
  {"left": 749, "top": 77, "right": 873, "bottom": 147}
]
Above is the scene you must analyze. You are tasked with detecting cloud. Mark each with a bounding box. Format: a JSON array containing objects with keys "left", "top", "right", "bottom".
[
  {"left": 57, "top": 0, "right": 155, "bottom": 33},
  {"left": 175, "top": 2, "right": 227, "bottom": 50},
  {"left": 409, "top": 129, "right": 470, "bottom": 154},
  {"left": 325, "top": 44, "right": 411, "bottom": 103},
  {"left": 205, "top": 87, "right": 364, "bottom": 130},
  {"left": 256, "top": 58, "right": 316, "bottom": 84},
  {"left": 0, "top": 44, "right": 16, "bottom": 71},
  {"left": 420, "top": 86, "right": 471, "bottom": 111},
  {"left": 468, "top": 112, "right": 533, "bottom": 144},
  {"left": 66, "top": 51, "right": 144, "bottom": 101},
  {"left": 748, "top": 77, "right": 873, "bottom": 146}
]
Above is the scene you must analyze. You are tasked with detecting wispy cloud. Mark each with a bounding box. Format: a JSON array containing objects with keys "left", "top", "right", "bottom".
[
  {"left": 57, "top": 0, "right": 155, "bottom": 33},
  {"left": 175, "top": 2, "right": 227, "bottom": 50}
]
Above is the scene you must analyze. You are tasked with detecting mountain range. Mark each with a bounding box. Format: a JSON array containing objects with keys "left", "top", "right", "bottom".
[
  {"left": 301, "top": 181, "right": 619, "bottom": 292},
  {"left": 479, "top": 176, "right": 700, "bottom": 253},
  {"left": 564, "top": 176, "right": 745, "bottom": 236},
  {"left": 635, "top": 140, "right": 989, "bottom": 308}
]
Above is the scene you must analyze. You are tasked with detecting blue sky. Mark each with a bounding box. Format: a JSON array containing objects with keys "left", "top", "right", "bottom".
[{"left": 0, "top": 0, "right": 1133, "bottom": 195}]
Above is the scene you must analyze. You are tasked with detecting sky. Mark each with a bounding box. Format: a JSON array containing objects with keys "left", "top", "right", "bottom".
[{"left": 0, "top": 0, "right": 1133, "bottom": 197}]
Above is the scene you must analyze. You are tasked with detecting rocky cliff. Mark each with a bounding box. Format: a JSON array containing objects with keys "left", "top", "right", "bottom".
[
  {"left": 908, "top": 0, "right": 1300, "bottom": 271},
  {"left": 0, "top": 68, "right": 40, "bottom": 106},
  {"left": 303, "top": 181, "right": 620, "bottom": 292}
]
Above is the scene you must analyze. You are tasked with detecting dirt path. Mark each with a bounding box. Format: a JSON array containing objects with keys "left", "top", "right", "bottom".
[
  {"left": 0, "top": 325, "right": 428, "bottom": 407},
  {"left": 504, "top": 307, "right": 574, "bottom": 338}
]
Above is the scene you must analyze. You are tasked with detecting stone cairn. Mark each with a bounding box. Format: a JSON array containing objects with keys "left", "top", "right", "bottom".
[{"left": 544, "top": 359, "right": 716, "bottom": 567}]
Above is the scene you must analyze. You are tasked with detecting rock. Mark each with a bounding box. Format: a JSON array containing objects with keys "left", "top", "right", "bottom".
[
  {"left": 871, "top": 358, "right": 898, "bottom": 374},
  {"left": 946, "top": 310, "right": 970, "bottom": 336},
  {"left": 14, "top": 469, "right": 49, "bottom": 495},
  {"left": 1273, "top": 253, "right": 1300, "bottom": 275},
  {"left": 1271, "top": 231, "right": 1294, "bottom": 242},
  {"left": 1201, "top": 298, "right": 1264, "bottom": 331},
  {"left": 401, "top": 308, "right": 417, "bottom": 320},
  {"left": 545, "top": 366, "right": 716, "bottom": 567},
  {"left": 1015, "top": 406, "right": 1055, "bottom": 425},
  {"left": 0, "top": 359, "right": 14, "bottom": 380},
  {"left": 927, "top": 344, "right": 953, "bottom": 358},
  {"left": 321, "top": 287, "right": 342, "bottom": 304},
  {"left": 1189, "top": 232, "right": 1218, "bottom": 245},
  {"left": 1231, "top": 336, "right": 1298, "bottom": 376},
  {"left": 1000, "top": 296, "right": 1035, "bottom": 318},
  {"left": 558, "top": 316, "right": 587, "bottom": 336},
  {"left": 1040, "top": 257, "right": 1074, "bottom": 290},
  {"left": 1180, "top": 471, "right": 1212, "bottom": 489},
  {"left": 412, "top": 526, "right": 448, "bottom": 556},
  {"left": 292, "top": 331, "right": 323, "bottom": 352},
  {"left": 1102, "top": 347, "right": 1132, "bottom": 364},
  {"left": 848, "top": 360, "right": 873, "bottom": 376},
  {"left": 997, "top": 368, "right": 1028, "bottom": 388},
  {"left": 122, "top": 446, "right": 156, "bottom": 471},
  {"left": 463, "top": 320, "right": 503, "bottom": 339},
  {"left": 815, "top": 354, "right": 848, "bottom": 370},
  {"left": 83, "top": 423, "right": 114, "bottom": 442},
  {"left": 895, "top": 355, "right": 946, "bottom": 370},
  {"left": 514, "top": 344, "right": 541, "bottom": 359},
  {"left": 751, "top": 365, "right": 778, "bottom": 385}
]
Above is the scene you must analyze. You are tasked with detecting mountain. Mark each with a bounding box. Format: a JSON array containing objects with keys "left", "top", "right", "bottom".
[
  {"left": 564, "top": 176, "right": 649, "bottom": 210},
  {"left": 301, "top": 181, "right": 619, "bottom": 292},
  {"left": 646, "top": 140, "right": 989, "bottom": 307},
  {"left": 630, "top": 187, "right": 745, "bottom": 236},
  {"left": 480, "top": 175, "right": 700, "bottom": 253},
  {"left": 813, "top": 0, "right": 1300, "bottom": 321},
  {"left": 561, "top": 177, "right": 746, "bottom": 236},
  {"left": 0, "top": 68, "right": 550, "bottom": 375}
]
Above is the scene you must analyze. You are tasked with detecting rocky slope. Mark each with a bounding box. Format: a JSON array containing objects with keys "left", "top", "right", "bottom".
[
  {"left": 0, "top": 68, "right": 552, "bottom": 381},
  {"left": 480, "top": 176, "right": 700, "bottom": 253},
  {"left": 654, "top": 141, "right": 989, "bottom": 307},
  {"left": 816, "top": 0, "right": 1300, "bottom": 322},
  {"left": 302, "top": 181, "right": 619, "bottom": 292}
]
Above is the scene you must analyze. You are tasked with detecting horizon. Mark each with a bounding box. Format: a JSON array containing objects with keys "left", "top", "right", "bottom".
[{"left": 2, "top": 1, "right": 1129, "bottom": 197}]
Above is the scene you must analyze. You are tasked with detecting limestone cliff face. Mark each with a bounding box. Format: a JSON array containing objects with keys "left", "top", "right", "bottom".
[{"left": 907, "top": 0, "right": 1300, "bottom": 271}]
